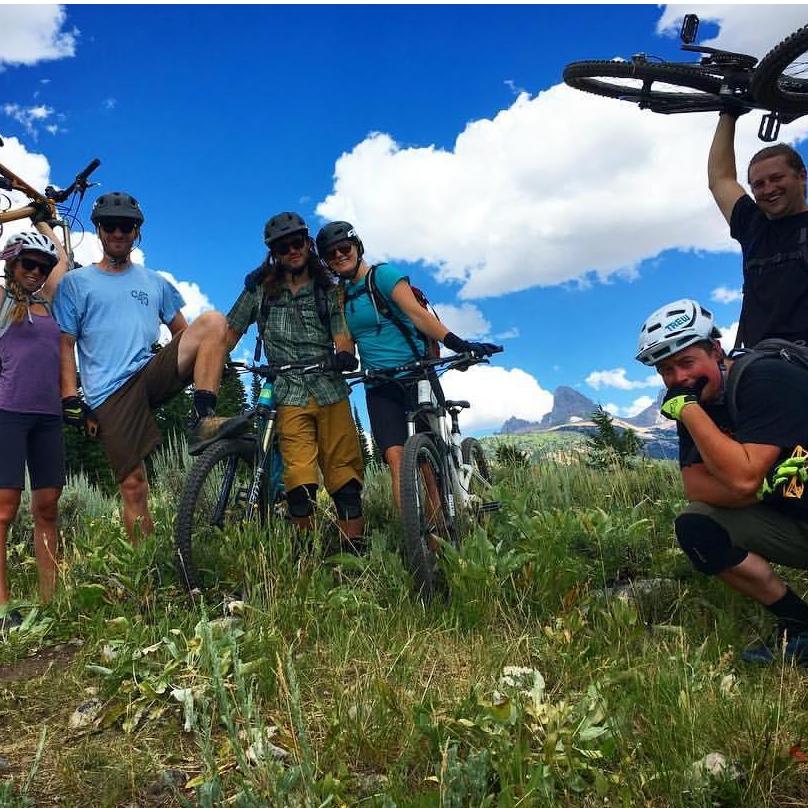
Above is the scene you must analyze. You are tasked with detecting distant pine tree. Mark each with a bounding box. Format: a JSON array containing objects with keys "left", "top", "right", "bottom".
[
  {"left": 586, "top": 405, "right": 643, "bottom": 466},
  {"left": 216, "top": 360, "right": 248, "bottom": 416},
  {"left": 250, "top": 373, "right": 262, "bottom": 407},
  {"left": 354, "top": 406, "right": 374, "bottom": 469}
]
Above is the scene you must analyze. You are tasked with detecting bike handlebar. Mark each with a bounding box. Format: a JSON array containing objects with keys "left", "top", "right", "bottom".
[
  {"left": 46, "top": 158, "right": 101, "bottom": 203},
  {"left": 344, "top": 348, "right": 504, "bottom": 384}
]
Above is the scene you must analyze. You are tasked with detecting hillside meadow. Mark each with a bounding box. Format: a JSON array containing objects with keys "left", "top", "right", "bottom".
[{"left": 1, "top": 440, "right": 808, "bottom": 806}]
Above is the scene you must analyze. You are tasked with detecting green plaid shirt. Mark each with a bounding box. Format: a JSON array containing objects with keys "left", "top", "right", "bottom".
[{"left": 227, "top": 282, "right": 349, "bottom": 406}]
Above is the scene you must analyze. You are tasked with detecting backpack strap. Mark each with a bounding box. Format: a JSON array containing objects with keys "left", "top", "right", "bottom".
[
  {"left": 724, "top": 349, "right": 756, "bottom": 425},
  {"left": 365, "top": 264, "right": 427, "bottom": 359}
]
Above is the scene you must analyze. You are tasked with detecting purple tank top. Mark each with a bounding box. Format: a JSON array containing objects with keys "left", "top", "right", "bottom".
[{"left": 0, "top": 310, "right": 61, "bottom": 415}]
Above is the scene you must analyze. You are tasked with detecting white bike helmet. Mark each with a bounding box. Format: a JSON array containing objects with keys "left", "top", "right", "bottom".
[
  {"left": 0, "top": 230, "right": 59, "bottom": 270},
  {"left": 636, "top": 299, "right": 718, "bottom": 366}
]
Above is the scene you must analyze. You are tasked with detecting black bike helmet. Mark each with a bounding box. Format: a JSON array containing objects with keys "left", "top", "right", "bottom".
[
  {"left": 315, "top": 220, "right": 364, "bottom": 258},
  {"left": 90, "top": 192, "right": 145, "bottom": 225},
  {"left": 264, "top": 212, "right": 308, "bottom": 247}
]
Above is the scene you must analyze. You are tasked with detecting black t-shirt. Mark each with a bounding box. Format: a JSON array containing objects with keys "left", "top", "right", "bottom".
[
  {"left": 678, "top": 357, "right": 808, "bottom": 516},
  {"left": 731, "top": 195, "right": 808, "bottom": 347}
]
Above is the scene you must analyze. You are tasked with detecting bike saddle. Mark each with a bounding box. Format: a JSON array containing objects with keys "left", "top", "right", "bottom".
[{"left": 445, "top": 400, "right": 470, "bottom": 410}]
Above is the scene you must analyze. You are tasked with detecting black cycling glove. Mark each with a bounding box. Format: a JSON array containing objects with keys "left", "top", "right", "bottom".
[
  {"left": 327, "top": 351, "right": 359, "bottom": 372},
  {"left": 62, "top": 395, "right": 94, "bottom": 431},
  {"left": 443, "top": 332, "right": 501, "bottom": 357}
]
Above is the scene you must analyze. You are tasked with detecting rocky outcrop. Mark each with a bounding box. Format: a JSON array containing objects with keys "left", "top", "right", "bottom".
[{"left": 540, "top": 386, "right": 597, "bottom": 427}]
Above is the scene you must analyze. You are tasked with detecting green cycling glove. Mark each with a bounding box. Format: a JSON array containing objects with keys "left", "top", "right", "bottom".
[
  {"left": 660, "top": 378, "right": 708, "bottom": 421},
  {"left": 758, "top": 454, "right": 808, "bottom": 499}
]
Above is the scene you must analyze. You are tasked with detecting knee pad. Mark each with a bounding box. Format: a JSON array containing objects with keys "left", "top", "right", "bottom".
[
  {"left": 286, "top": 484, "right": 318, "bottom": 518},
  {"left": 674, "top": 512, "right": 748, "bottom": 575},
  {"left": 332, "top": 479, "right": 363, "bottom": 520}
]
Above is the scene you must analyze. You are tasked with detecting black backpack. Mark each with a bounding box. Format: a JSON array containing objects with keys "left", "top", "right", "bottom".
[
  {"left": 344, "top": 264, "right": 440, "bottom": 359},
  {"left": 726, "top": 338, "right": 808, "bottom": 423}
]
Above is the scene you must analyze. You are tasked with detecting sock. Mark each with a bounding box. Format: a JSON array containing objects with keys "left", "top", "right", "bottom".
[
  {"left": 193, "top": 389, "right": 217, "bottom": 420},
  {"left": 766, "top": 587, "right": 808, "bottom": 639}
]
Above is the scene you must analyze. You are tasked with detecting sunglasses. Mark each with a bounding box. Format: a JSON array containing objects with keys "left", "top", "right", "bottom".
[
  {"left": 325, "top": 242, "right": 354, "bottom": 261},
  {"left": 99, "top": 219, "right": 137, "bottom": 235},
  {"left": 272, "top": 235, "right": 307, "bottom": 256},
  {"left": 19, "top": 256, "right": 51, "bottom": 274}
]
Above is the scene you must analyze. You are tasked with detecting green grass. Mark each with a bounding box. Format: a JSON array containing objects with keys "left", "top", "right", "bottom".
[{"left": 2, "top": 446, "right": 808, "bottom": 806}]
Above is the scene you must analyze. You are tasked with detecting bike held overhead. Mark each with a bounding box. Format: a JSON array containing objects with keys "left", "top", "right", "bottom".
[
  {"left": 226, "top": 212, "right": 365, "bottom": 550},
  {"left": 637, "top": 298, "right": 808, "bottom": 665}
]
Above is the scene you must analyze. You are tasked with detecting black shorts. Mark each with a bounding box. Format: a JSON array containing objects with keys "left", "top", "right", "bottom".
[
  {"left": 366, "top": 381, "right": 430, "bottom": 459},
  {"left": 0, "top": 410, "right": 65, "bottom": 490}
]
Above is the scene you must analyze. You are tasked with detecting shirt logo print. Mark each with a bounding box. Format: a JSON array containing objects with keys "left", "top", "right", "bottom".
[{"left": 131, "top": 290, "right": 149, "bottom": 306}]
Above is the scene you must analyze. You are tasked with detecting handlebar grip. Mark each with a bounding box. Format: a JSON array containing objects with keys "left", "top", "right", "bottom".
[{"left": 76, "top": 158, "right": 101, "bottom": 184}]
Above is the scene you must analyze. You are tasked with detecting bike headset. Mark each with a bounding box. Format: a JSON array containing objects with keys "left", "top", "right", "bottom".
[
  {"left": 90, "top": 192, "right": 145, "bottom": 266},
  {"left": 316, "top": 221, "right": 364, "bottom": 281}
]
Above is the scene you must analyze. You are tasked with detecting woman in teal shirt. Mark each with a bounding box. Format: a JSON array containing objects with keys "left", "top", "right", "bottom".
[{"left": 316, "top": 221, "right": 497, "bottom": 510}]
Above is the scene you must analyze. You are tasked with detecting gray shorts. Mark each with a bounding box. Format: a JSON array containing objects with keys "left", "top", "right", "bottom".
[{"left": 681, "top": 501, "right": 808, "bottom": 569}]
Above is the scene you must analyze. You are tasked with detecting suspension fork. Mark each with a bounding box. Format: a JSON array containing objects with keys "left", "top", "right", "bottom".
[{"left": 245, "top": 414, "right": 276, "bottom": 519}]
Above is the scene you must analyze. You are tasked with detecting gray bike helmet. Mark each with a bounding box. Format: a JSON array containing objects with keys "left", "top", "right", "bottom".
[
  {"left": 91, "top": 192, "right": 145, "bottom": 225},
  {"left": 316, "top": 221, "right": 364, "bottom": 257},
  {"left": 264, "top": 212, "right": 308, "bottom": 247},
  {"left": 636, "top": 299, "right": 719, "bottom": 366}
]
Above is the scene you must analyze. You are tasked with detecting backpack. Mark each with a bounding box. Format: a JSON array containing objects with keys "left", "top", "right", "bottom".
[
  {"left": 253, "top": 282, "right": 331, "bottom": 362},
  {"left": 359, "top": 264, "right": 440, "bottom": 359},
  {"left": 726, "top": 338, "right": 808, "bottom": 424}
]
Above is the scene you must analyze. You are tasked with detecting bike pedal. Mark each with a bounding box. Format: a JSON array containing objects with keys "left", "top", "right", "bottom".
[{"left": 759, "top": 112, "right": 781, "bottom": 142}]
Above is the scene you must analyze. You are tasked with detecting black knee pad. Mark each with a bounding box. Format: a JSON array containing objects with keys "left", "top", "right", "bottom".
[
  {"left": 332, "top": 479, "right": 363, "bottom": 520},
  {"left": 286, "top": 484, "right": 318, "bottom": 518},
  {"left": 674, "top": 512, "right": 748, "bottom": 575}
]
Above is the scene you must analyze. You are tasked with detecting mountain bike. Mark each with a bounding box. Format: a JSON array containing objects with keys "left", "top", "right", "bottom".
[
  {"left": 0, "top": 140, "right": 100, "bottom": 264},
  {"left": 356, "top": 350, "right": 503, "bottom": 602},
  {"left": 174, "top": 358, "right": 328, "bottom": 594},
  {"left": 563, "top": 14, "right": 808, "bottom": 142}
]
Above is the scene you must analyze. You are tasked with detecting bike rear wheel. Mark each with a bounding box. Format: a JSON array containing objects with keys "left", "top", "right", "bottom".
[
  {"left": 564, "top": 59, "right": 729, "bottom": 112},
  {"left": 399, "top": 433, "right": 454, "bottom": 603},
  {"left": 460, "top": 437, "right": 492, "bottom": 494},
  {"left": 752, "top": 24, "right": 808, "bottom": 114},
  {"left": 174, "top": 438, "right": 267, "bottom": 594}
]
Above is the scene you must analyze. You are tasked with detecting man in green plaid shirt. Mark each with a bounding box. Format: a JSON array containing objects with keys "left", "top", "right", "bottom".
[{"left": 226, "top": 212, "right": 364, "bottom": 549}]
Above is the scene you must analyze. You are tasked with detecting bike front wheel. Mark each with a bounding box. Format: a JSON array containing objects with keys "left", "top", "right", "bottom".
[
  {"left": 174, "top": 438, "right": 267, "bottom": 594},
  {"left": 752, "top": 24, "right": 808, "bottom": 114},
  {"left": 564, "top": 59, "right": 728, "bottom": 112},
  {"left": 399, "top": 433, "right": 454, "bottom": 603}
]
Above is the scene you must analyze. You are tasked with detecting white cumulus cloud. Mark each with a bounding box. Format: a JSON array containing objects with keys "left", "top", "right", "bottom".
[
  {"left": 719, "top": 320, "right": 740, "bottom": 352},
  {"left": 586, "top": 367, "right": 662, "bottom": 391},
  {"left": 0, "top": 6, "right": 77, "bottom": 68},
  {"left": 316, "top": 12, "right": 808, "bottom": 301},
  {"left": 432, "top": 302, "right": 491, "bottom": 339},
  {"left": 711, "top": 286, "right": 743, "bottom": 304},
  {"left": 439, "top": 364, "right": 553, "bottom": 433},
  {"left": 3, "top": 103, "right": 57, "bottom": 138}
]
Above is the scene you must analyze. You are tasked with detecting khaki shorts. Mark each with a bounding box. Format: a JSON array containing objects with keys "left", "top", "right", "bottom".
[
  {"left": 276, "top": 397, "right": 363, "bottom": 493},
  {"left": 94, "top": 333, "right": 191, "bottom": 482},
  {"left": 682, "top": 501, "right": 808, "bottom": 569}
]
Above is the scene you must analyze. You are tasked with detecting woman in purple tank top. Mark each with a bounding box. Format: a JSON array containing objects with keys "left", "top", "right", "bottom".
[{"left": 0, "top": 224, "right": 68, "bottom": 631}]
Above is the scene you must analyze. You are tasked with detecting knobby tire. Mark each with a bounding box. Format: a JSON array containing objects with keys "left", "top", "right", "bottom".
[
  {"left": 399, "top": 433, "right": 452, "bottom": 603},
  {"left": 174, "top": 438, "right": 266, "bottom": 594},
  {"left": 752, "top": 24, "right": 808, "bottom": 114}
]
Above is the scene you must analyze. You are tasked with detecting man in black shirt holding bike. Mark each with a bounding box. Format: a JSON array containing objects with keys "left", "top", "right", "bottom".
[{"left": 708, "top": 111, "right": 808, "bottom": 347}]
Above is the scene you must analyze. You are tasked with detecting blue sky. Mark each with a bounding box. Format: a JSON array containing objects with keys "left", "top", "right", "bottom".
[{"left": 3, "top": 4, "right": 808, "bottom": 433}]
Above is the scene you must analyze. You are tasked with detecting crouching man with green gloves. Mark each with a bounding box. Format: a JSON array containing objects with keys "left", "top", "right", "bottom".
[{"left": 637, "top": 298, "right": 808, "bottom": 664}]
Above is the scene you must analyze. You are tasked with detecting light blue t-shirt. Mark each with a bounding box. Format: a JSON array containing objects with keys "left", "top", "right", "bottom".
[
  {"left": 344, "top": 263, "right": 424, "bottom": 373},
  {"left": 53, "top": 263, "right": 185, "bottom": 408}
]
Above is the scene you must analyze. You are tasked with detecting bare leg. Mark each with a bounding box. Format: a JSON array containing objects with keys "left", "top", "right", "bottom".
[
  {"left": 31, "top": 488, "right": 60, "bottom": 603},
  {"left": 120, "top": 464, "right": 153, "bottom": 543},
  {"left": 718, "top": 552, "right": 788, "bottom": 606},
  {"left": 0, "top": 489, "right": 22, "bottom": 605},
  {"left": 176, "top": 311, "right": 229, "bottom": 393}
]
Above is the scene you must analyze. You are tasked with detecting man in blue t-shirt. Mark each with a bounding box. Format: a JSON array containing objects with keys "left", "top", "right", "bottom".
[
  {"left": 53, "top": 191, "right": 229, "bottom": 542},
  {"left": 708, "top": 111, "right": 808, "bottom": 347}
]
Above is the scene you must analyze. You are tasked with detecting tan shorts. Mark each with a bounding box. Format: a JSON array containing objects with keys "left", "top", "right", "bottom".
[
  {"left": 276, "top": 397, "right": 364, "bottom": 493},
  {"left": 94, "top": 333, "right": 192, "bottom": 483}
]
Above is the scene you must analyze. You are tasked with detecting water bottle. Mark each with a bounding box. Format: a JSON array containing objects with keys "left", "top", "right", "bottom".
[
  {"left": 417, "top": 379, "right": 432, "bottom": 406},
  {"left": 257, "top": 380, "right": 275, "bottom": 411}
]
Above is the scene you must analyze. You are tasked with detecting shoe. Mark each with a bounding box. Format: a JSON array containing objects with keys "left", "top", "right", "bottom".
[
  {"left": 0, "top": 608, "right": 23, "bottom": 634},
  {"left": 188, "top": 415, "right": 229, "bottom": 454},
  {"left": 741, "top": 631, "right": 808, "bottom": 665}
]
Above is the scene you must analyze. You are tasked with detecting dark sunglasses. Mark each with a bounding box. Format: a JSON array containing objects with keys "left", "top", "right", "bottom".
[
  {"left": 19, "top": 256, "right": 51, "bottom": 274},
  {"left": 272, "top": 235, "right": 307, "bottom": 256},
  {"left": 325, "top": 241, "right": 354, "bottom": 261},
  {"left": 99, "top": 219, "right": 137, "bottom": 235}
]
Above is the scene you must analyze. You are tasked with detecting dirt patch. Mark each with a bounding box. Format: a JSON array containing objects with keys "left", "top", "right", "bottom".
[{"left": 0, "top": 645, "right": 77, "bottom": 683}]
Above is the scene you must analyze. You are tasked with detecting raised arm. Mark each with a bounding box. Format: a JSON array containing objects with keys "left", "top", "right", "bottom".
[
  {"left": 708, "top": 113, "right": 747, "bottom": 224},
  {"left": 36, "top": 221, "right": 69, "bottom": 301}
]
